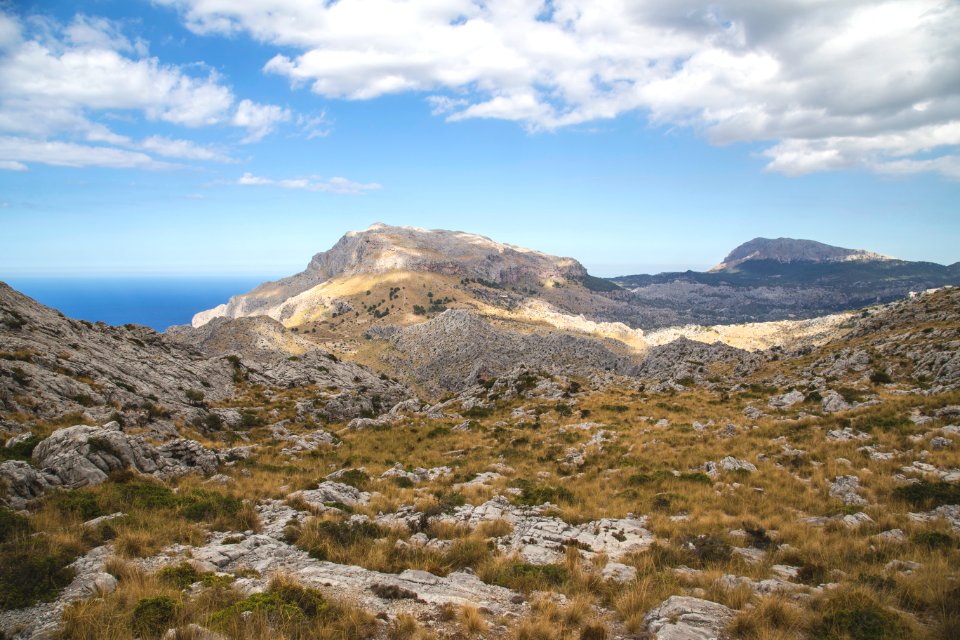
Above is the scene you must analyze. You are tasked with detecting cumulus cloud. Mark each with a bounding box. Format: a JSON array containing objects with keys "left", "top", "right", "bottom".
[
  {"left": 237, "top": 172, "right": 382, "bottom": 194},
  {"left": 0, "top": 10, "right": 291, "bottom": 169},
  {"left": 158, "top": 0, "right": 960, "bottom": 177}
]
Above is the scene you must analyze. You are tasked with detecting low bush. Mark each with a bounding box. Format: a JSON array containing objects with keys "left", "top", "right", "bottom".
[
  {"left": 812, "top": 588, "right": 911, "bottom": 640},
  {"left": 132, "top": 595, "right": 179, "bottom": 639},
  {"left": 893, "top": 481, "right": 960, "bottom": 509},
  {"left": 514, "top": 480, "right": 575, "bottom": 506}
]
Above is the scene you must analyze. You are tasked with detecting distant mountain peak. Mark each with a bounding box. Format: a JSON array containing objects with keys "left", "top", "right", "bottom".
[{"left": 711, "top": 237, "right": 894, "bottom": 271}]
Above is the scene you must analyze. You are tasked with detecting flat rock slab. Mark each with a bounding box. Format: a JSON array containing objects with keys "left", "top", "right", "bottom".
[
  {"left": 644, "top": 595, "right": 734, "bottom": 640},
  {"left": 440, "top": 495, "right": 654, "bottom": 565},
  {"left": 141, "top": 501, "right": 527, "bottom": 620}
]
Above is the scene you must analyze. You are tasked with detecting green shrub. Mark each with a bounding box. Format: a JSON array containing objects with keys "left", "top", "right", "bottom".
[
  {"left": 681, "top": 534, "right": 731, "bottom": 566},
  {"left": 132, "top": 596, "right": 179, "bottom": 638},
  {"left": 210, "top": 582, "right": 327, "bottom": 629},
  {"left": 911, "top": 531, "right": 955, "bottom": 549},
  {"left": 514, "top": 481, "right": 574, "bottom": 506},
  {"left": 0, "top": 435, "right": 42, "bottom": 461},
  {"left": 893, "top": 481, "right": 960, "bottom": 509},
  {"left": 45, "top": 490, "right": 104, "bottom": 520},
  {"left": 463, "top": 406, "right": 493, "bottom": 418},
  {"left": 0, "top": 541, "right": 77, "bottom": 609},
  {"left": 178, "top": 490, "right": 243, "bottom": 524},
  {"left": 814, "top": 589, "right": 910, "bottom": 640},
  {"left": 156, "top": 562, "right": 202, "bottom": 589},
  {"left": 0, "top": 508, "right": 29, "bottom": 543},
  {"left": 333, "top": 469, "right": 370, "bottom": 490},
  {"left": 870, "top": 371, "right": 893, "bottom": 384}
]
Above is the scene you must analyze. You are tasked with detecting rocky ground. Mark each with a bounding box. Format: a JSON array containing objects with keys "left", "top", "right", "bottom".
[{"left": 1, "top": 285, "right": 959, "bottom": 639}]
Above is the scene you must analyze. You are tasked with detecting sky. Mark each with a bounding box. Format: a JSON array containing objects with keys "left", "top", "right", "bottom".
[{"left": 1, "top": 0, "right": 958, "bottom": 278}]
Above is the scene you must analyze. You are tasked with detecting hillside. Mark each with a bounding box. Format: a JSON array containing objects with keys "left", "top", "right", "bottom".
[{"left": 2, "top": 282, "right": 960, "bottom": 639}]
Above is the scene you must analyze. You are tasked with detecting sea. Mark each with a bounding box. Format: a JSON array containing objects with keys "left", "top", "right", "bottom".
[{"left": 3, "top": 277, "right": 268, "bottom": 332}]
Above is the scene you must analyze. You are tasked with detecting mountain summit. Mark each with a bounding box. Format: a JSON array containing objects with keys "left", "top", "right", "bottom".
[
  {"left": 192, "top": 223, "right": 596, "bottom": 328},
  {"left": 711, "top": 237, "right": 892, "bottom": 271}
]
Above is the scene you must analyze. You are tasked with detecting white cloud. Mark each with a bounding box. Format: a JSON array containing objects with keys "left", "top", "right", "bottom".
[
  {"left": 0, "top": 160, "right": 27, "bottom": 171},
  {"left": 158, "top": 0, "right": 960, "bottom": 177},
  {"left": 232, "top": 99, "right": 291, "bottom": 142},
  {"left": 139, "top": 135, "right": 231, "bottom": 161},
  {"left": 0, "top": 10, "right": 293, "bottom": 170},
  {"left": 0, "top": 136, "right": 173, "bottom": 169},
  {"left": 238, "top": 172, "right": 381, "bottom": 194}
]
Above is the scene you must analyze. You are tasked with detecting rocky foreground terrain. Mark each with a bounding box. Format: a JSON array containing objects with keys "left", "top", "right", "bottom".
[{"left": 2, "top": 232, "right": 960, "bottom": 639}]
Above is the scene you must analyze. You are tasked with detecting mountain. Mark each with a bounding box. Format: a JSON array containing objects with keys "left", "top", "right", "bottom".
[
  {"left": 710, "top": 237, "right": 892, "bottom": 271},
  {"left": 193, "top": 223, "right": 615, "bottom": 328},
  {"left": 609, "top": 238, "right": 960, "bottom": 327}
]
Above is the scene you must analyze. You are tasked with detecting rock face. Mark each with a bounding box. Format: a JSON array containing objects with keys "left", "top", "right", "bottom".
[
  {"left": 0, "top": 423, "right": 218, "bottom": 508},
  {"left": 643, "top": 595, "right": 735, "bottom": 640},
  {"left": 33, "top": 423, "right": 218, "bottom": 486},
  {"left": 0, "top": 282, "right": 411, "bottom": 429},
  {"left": 829, "top": 475, "right": 868, "bottom": 506},
  {"left": 166, "top": 315, "right": 410, "bottom": 407},
  {"left": 192, "top": 223, "right": 589, "bottom": 327}
]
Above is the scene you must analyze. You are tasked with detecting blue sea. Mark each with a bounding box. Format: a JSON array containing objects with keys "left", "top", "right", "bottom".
[{"left": 3, "top": 277, "right": 267, "bottom": 332}]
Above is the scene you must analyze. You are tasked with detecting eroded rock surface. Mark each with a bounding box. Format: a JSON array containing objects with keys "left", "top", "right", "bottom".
[{"left": 643, "top": 595, "right": 734, "bottom": 640}]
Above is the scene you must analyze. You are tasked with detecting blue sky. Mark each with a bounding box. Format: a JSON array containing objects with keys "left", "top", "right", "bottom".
[{"left": 1, "top": 0, "right": 959, "bottom": 278}]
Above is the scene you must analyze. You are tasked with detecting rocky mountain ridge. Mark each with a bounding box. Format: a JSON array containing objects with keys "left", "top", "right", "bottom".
[{"left": 193, "top": 223, "right": 591, "bottom": 328}]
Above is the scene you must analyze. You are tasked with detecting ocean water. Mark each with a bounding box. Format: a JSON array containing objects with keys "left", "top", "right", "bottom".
[{"left": 3, "top": 277, "right": 267, "bottom": 332}]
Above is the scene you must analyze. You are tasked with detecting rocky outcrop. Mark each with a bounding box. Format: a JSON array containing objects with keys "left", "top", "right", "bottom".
[
  {"left": 633, "top": 338, "right": 762, "bottom": 385},
  {"left": 376, "top": 309, "right": 635, "bottom": 392},
  {"left": 290, "top": 481, "right": 371, "bottom": 509},
  {"left": 1, "top": 422, "right": 218, "bottom": 508},
  {"left": 435, "top": 495, "right": 653, "bottom": 565},
  {"left": 167, "top": 315, "right": 410, "bottom": 409},
  {"left": 829, "top": 475, "right": 868, "bottom": 506},
  {"left": 643, "top": 595, "right": 735, "bottom": 640},
  {"left": 142, "top": 501, "right": 528, "bottom": 620},
  {"left": 0, "top": 282, "right": 411, "bottom": 430}
]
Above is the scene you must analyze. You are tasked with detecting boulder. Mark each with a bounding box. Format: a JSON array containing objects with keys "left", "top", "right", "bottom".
[
  {"left": 0, "top": 460, "right": 59, "bottom": 509},
  {"left": 829, "top": 475, "right": 868, "bottom": 506},
  {"left": 719, "top": 456, "right": 757, "bottom": 473},
  {"left": 769, "top": 390, "right": 805, "bottom": 409},
  {"left": 30, "top": 423, "right": 218, "bottom": 491},
  {"left": 822, "top": 391, "right": 852, "bottom": 413},
  {"left": 643, "top": 595, "right": 735, "bottom": 640},
  {"left": 291, "top": 481, "right": 371, "bottom": 508}
]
